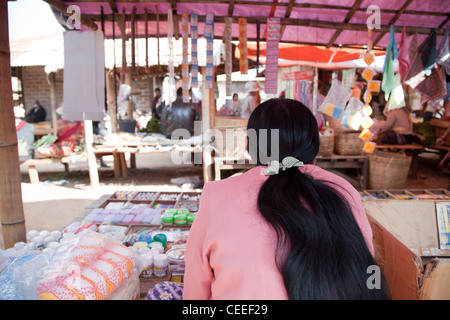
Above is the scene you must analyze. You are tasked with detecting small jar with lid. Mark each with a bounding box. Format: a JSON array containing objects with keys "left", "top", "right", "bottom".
[{"left": 153, "top": 254, "right": 169, "bottom": 277}]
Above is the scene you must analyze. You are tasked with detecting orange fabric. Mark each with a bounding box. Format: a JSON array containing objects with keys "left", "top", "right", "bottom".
[{"left": 236, "top": 42, "right": 385, "bottom": 64}]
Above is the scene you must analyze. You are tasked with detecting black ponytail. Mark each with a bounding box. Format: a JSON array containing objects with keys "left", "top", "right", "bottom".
[{"left": 248, "top": 98, "right": 390, "bottom": 300}]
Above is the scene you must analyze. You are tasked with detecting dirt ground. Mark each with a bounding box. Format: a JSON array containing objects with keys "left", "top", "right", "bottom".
[{"left": 1, "top": 150, "right": 449, "bottom": 250}]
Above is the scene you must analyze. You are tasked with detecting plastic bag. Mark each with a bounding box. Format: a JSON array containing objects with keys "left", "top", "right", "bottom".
[
  {"left": 341, "top": 97, "right": 364, "bottom": 130},
  {"left": 10, "top": 229, "right": 138, "bottom": 300},
  {"left": 319, "top": 80, "right": 352, "bottom": 120}
]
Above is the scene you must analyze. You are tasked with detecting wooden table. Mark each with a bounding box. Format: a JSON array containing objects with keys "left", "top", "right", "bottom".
[
  {"left": 314, "top": 154, "right": 369, "bottom": 190},
  {"left": 20, "top": 157, "right": 71, "bottom": 184},
  {"left": 93, "top": 142, "right": 202, "bottom": 179},
  {"left": 214, "top": 157, "right": 255, "bottom": 180}
]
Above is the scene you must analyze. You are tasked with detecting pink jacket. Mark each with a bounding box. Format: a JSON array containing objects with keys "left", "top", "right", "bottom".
[{"left": 183, "top": 165, "right": 374, "bottom": 300}]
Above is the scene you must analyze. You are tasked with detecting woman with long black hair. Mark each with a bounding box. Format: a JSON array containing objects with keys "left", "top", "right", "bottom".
[{"left": 183, "top": 98, "right": 390, "bottom": 300}]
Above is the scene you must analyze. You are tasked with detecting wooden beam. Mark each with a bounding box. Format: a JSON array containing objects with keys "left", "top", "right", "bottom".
[
  {"left": 279, "top": 0, "right": 295, "bottom": 40},
  {"left": 0, "top": 0, "right": 27, "bottom": 249},
  {"left": 69, "top": 0, "right": 450, "bottom": 17},
  {"left": 439, "top": 14, "right": 450, "bottom": 28},
  {"left": 171, "top": 0, "right": 180, "bottom": 40},
  {"left": 373, "top": 0, "right": 413, "bottom": 47},
  {"left": 227, "top": 0, "right": 235, "bottom": 16},
  {"left": 327, "top": 0, "right": 363, "bottom": 48},
  {"left": 90, "top": 13, "right": 448, "bottom": 38}
]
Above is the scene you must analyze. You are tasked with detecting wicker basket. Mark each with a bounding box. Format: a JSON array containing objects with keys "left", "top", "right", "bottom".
[
  {"left": 317, "top": 133, "right": 335, "bottom": 157},
  {"left": 368, "top": 151, "right": 412, "bottom": 190},
  {"left": 334, "top": 131, "right": 364, "bottom": 155}
]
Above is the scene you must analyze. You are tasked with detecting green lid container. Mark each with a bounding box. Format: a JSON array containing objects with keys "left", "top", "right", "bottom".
[
  {"left": 177, "top": 208, "right": 190, "bottom": 215},
  {"left": 153, "top": 233, "right": 167, "bottom": 247},
  {"left": 174, "top": 213, "right": 188, "bottom": 225},
  {"left": 161, "top": 214, "right": 174, "bottom": 225},
  {"left": 164, "top": 208, "right": 178, "bottom": 216},
  {"left": 187, "top": 213, "right": 196, "bottom": 225}
]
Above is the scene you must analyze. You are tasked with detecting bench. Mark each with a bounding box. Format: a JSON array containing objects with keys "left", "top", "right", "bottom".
[
  {"left": 20, "top": 157, "right": 71, "bottom": 184},
  {"left": 375, "top": 144, "right": 425, "bottom": 179}
]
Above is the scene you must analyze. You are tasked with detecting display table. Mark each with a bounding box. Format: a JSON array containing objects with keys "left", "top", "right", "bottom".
[
  {"left": 69, "top": 190, "right": 200, "bottom": 299},
  {"left": 361, "top": 188, "right": 450, "bottom": 300}
]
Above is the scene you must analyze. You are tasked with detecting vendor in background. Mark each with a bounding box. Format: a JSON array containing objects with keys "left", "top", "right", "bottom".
[
  {"left": 161, "top": 87, "right": 201, "bottom": 138},
  {"left": 370, "top": 99, "right": 417, "bottom": 145},
  {"left": 183, "top": 98, "right": 390, "bottom": 300},
  {"left": 137, "top": 110, "right": 151, "bottom": 131},
  {"left": 240, "top": 81, "right": 261, "bottom": 119},
  {"left": 25, "top": 99, "right": 46, "bottom": 123},
  {"left": 14, "top": 106, "right": 35, "bottom": 162},
  {"left": 151, "top": 88, "right": 164, "bottom": 120}
]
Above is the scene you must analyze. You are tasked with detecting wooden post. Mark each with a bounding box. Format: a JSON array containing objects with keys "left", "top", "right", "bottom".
[
  {"left": 106, "top": 69, "right": 118, "bottom": 133},
  {"left": 48, "top": 72, "right": 58, "bottom": 135},
  {"left": 125, "top": 71, "right": 133, "bottom": 119},
  {"left": 201, "top": 67, "right": 213, "bottom": 183},
  {"left": 83, "top": 119, "right": 100, "bottom": 188},
  {"left": 0, "top": 1, "right": 27, "bottom": 248}
]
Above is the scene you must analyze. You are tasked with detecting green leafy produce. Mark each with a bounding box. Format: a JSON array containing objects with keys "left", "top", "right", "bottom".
[
  {"left": 138, "top": 118, "right": 161, "bottom": 133},
  {"left": 34, "top": 134, "right": 57, "bottom": 148},
  {"left": 413, "top": 122, "right": 436, "bottom": 145}
]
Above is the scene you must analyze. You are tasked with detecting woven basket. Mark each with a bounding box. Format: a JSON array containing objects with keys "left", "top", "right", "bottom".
[
  {"left": 368, "top": 151, "right": 412, "bottom": 189},
  {"left": 334, "top": 131, "right": 364, "bottom": 155},
  {"left": 317, "top": 133, "right": 335, "bottom": 157}
]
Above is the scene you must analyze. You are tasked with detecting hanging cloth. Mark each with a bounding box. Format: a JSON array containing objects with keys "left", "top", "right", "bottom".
[
  {"left": 398, "top": 26, "right": 411, "bottom": 81},
  {"left": 381, "top": 25, "right": 399, "bottom": 101},
  {"left": 436, "top": 29, "right": 450, "bottom": 75}
]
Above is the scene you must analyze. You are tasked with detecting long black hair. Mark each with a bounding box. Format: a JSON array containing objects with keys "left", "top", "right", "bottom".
[{"left": 247, "top": 98, "right": 390, "bottom": 300}]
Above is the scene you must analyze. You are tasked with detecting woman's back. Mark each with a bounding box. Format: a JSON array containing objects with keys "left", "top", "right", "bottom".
[
  {"left": 184, "top": 98, "right": 390, "bottom": 300},
  {"left": 183, "top": 165, "right": 374, "bottom": 299}
]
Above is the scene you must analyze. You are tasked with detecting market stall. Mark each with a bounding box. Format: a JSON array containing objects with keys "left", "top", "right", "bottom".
[{"left": 1, "top": 190, "right": 199, "bottom": 300}]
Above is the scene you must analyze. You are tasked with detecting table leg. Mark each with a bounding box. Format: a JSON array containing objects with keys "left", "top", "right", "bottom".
[
  {"left": 28, "top": 164, "right": 39, "bottom": 184},
  {"left": 361, "top": 158, "right": 368, "bottom": 190},
  {"left": 113, "top": 152, "right": 122, "bottom": 178},
  {"left": 130, "top": 152, "right": 136, "bottom": 169},
  {"left": 119, "top": 152, "right": 128, "bottom": 178},
  {"left": 410, "top": 152, "right": 418, "bottom": 179}
]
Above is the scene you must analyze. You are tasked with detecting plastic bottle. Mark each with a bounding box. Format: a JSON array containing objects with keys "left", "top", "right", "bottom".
[{"left": 153, "top": 254, "right": 168, "bottom": 277}]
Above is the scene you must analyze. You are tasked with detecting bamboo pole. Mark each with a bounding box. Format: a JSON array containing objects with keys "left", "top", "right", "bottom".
[
  {"left": 125, "top": 71, "right": 133, "bottom": 120},
  {"left": 106, "top": 69, "right": 118, "bottom": 133},
  {"left": 0, "top": 1, "right": 26, "bottom": 248},
  {"left": 201, "top": 67, "right": 213, "bottom": 183},
  {"left": 48, "top": 72, "right": 58, "bottom": 136}
]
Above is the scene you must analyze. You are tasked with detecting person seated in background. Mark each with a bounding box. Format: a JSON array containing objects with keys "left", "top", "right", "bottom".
[
  {"left": 232, "top": 93, "right": 241, "bottom": 116},
  {"left": 25, "top": 100, "right": 46, "bottom": 123},
  {"left": 370, "top": 101, "right": 417, "bottom": 145},
  {"left": 14, "top": 106, "right": 35, "bottom": 162},
  {"left": 160, "top": 87, "right": 201, "bottom": 139}
]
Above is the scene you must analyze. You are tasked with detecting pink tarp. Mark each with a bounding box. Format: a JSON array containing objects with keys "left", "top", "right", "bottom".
[{"left": 61, "top": 0, "right": 449, "bottom": 48}]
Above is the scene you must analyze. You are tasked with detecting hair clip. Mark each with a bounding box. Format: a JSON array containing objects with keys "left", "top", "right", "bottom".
[{"left": 263, "top": 156, "right": 304, "bottom": 176}]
